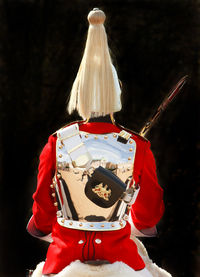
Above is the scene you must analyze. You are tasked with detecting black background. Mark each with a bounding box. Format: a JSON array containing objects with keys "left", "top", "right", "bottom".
[{"left": 0, "top": 0, "right": 199, "bottom": 276}]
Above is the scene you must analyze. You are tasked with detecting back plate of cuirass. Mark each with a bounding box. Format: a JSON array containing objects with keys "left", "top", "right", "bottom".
[{"left": 55, "top": 128, "right": 136, "bottom": 224}]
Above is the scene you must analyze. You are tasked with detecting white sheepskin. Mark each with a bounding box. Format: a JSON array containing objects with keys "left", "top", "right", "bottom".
[
  {"left": 31, "top": 260, "right": 155, "bottom": 277},
  {"left": 31, "top": 259, "right": 171, "bottom": 277},
  {"left": 31, "top": 262, "right": 45, "bottom": 277},
  {"left": 52, "top": 260, "right": 152, "bottom": 277}
]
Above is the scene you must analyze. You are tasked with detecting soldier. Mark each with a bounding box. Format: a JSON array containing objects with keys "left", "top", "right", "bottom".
[{"left": 27, "top": 8, "right": 170, "bottom": 277}]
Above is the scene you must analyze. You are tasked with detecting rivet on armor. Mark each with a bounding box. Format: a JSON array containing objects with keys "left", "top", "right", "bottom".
[
  {"left": 78, "top": 240, "right": 84, "bottom": 244},
  {"left": 50, "top": 184, "right": 54, "bottom": 188},
  {"left": 79, "top": 223, "right": 83, "bottom": 227},
  {"left": 94, "top": 136, "right": 98, "bottom": 139},
  {"left": 111, "top": 224, "right": 115, "bottom": 228},
  {"left": 128, "top": 157, "right": 132, "bottom": 161},
  {"left": 101, "top": 224, "right": 105, "bottom": 228},
  {"left": 61, "top": 219, "right": 65, "bottom": 223},
  {"left": 85, "top": 134, "right": 88, "bottom": 138},
  {"left": 69, "top": 222, "right": 73, "bottom": 226},
  {"left": 129, "top": 140, "right": 133, "bottom": 144},
  {"left": 52, "top": 193, "right": 56, "bottom": 197},
  {"left": 54, "top": 202, "right": 58, "bottom": 207},
  {"left": 113, "top": 134, "right": 117, "bottom": 138},
  {"left": 59, "top": 154, "right": 63, "bottom": 158},
  {"left": 90, "top": 224, "right": 94, "bottom": 227},
  {"left": 59, "top": 145, "right": 63, "bottom": 149},
  {"left": 61, "top": 140, "right": 64, "bottom": 146},
  {"left": 129, "top": 148, "right": 133, "bottom": 152},
  {"left": 95, "top": 239, "right": 102, "bottom": 244},
  {"left": 104, "top": 136, "right": 108, "bottom": 139}
]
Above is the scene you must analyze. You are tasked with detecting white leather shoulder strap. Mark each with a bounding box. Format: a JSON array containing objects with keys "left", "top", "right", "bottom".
[{"left": 57, "top": 123, "right": 92, "bottom": 168}]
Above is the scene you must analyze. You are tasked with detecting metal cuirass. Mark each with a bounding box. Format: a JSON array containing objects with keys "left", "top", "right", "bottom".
[{"left": 54, "top": 123, "right": 136, "bottom": 231}]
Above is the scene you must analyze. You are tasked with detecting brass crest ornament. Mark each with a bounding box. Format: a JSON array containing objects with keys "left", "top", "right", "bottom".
[{"left": 92, "top": 183, "right": 111, "bottom": 201}]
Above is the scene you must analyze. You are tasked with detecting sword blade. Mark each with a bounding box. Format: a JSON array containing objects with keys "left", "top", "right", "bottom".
[{"left": 139, "top": 75, "right": 188, "bottom": 137}]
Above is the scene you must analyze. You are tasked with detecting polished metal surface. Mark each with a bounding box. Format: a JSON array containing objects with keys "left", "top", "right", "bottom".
[
  {"left": 57, "top": 217, "right": 127, "bottom": 231},
  {"left": 55, "top": 127, "right": 136, "bottom": 230}
]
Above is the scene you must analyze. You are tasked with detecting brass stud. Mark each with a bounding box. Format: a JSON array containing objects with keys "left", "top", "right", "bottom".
[
  {"left": 129, "top": 148, "right": 133, "bottom": 152},
  {"left": 69, "top": 222, "right": 73, "bottom": 226},
  {"left": 90, "top": 224, "right": 94, "bottom": 227},
  {"left": 50, "top": 184, "right": 54, "bottom": 188},
  {"left": 79, "top": 223, "right": 83, "bottom": 227},
  {"left": 128, "top": 157, "right": 132, "bottom": 161},
  {"left": 59, "top": 154, "right": 63, "bottom": 158},
  {"left": 61, "top": 219, "right": 65, "bottom": 223},
  {"left": 101, "top": 224, "right": 105, "bottom": 228},
  {"left": 113, "top": 134, "right": 117, "bottom": 138},
  {"left": 104, "top": 136, "right": 108, "bottom": 139},
  {"left": 59, "top": 145, "right": 63, "bottom": 149},
  {"left": 94, "top": 136, "right": 98, "bottom": 139},
  {"left": 111, "top": 224, "right": 115, "bottom": 228},
  {"left": 85, "top": 134, "right": 88, "bottom": 138},
  {"left": 129, "top": 140, "right": 133, "bottom": 144},
  {"left": 54, "top": 202, "right": 58, "bottom": 207},
  {"left": 52, "top": 193, "right": 56, "bottom": 197}
]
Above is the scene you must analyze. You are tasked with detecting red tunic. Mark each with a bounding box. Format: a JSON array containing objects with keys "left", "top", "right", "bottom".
[{"left": 28, "top": 122, "right": 164, "bottom": 275}]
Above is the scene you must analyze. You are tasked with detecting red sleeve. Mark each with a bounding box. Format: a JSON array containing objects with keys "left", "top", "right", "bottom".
[
  {"left": 131, "top": 140, "right": 165, "bottom": 230},
  {"left": 31, "top": 135, "right": 57, "bottom": 234}
]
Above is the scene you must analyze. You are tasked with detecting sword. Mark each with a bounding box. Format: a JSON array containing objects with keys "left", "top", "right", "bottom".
[{"left": 139, "top": 75, "right": 188, "bottom": 137}]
